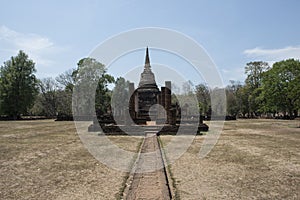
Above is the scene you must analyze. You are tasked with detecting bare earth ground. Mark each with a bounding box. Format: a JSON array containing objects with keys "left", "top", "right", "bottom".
[
  {"left": 0, "top": 120, "right": 141, "bottom": 200},
  {"left": 0, "top": 119, "right": 299, "bottom": 199},
  {"left": 161, "top": 119, "right": 300, "bottom": 199}
]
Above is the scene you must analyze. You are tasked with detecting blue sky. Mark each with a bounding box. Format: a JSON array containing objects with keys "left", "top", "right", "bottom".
[{"left": 1, "top": 0, "right": 300, "bottom": 87}]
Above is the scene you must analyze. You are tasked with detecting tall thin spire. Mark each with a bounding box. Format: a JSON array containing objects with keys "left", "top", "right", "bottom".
[
  {"left": 139, "top": 47, "right": 157, "bottom": 87},
  {"left": 145, "top": 47, "right": 150, "bottom": 68}
]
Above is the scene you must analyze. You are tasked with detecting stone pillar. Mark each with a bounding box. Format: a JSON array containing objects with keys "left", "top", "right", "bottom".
[
  {"left": 135, "top": 93, "right": 138, "bottom": 115},
  {"left": 170, "top": 108, "right": 177, "bottom": 125},
  {"left": 129, "top": 82, "right": 135, "bottom": 120},
  {"left": 157, "top": 93, "right": 162, "bottom": 119},
  {"left": 165, "top": 81, "right": 172, "bottom": 124},
  {"left": 165, "top": 81, "right": 171, "bottom": 91},
  {"left": 161, "top": 87, "right": 166, "bottom": 120},
  {"left": 158, "top": 92, "right": 161, "bottom": 105},
  {"left": 161, "top": 87, "right": 166, "bottom": 108}
]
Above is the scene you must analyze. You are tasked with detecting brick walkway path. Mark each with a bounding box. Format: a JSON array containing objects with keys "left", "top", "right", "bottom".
[{"left": 124, "top": 132, "right": 171, "bottom": 200}]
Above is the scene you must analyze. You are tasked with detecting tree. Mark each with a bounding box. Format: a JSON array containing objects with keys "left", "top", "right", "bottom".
[
  {"left": 32, "top": 71, "right": 75, "bottom": 118},
  {"left": 72, "top": 58, "right": 114, "bottom": 116},
  {"left": 226, "top": 80, "right": 243, "bottom": 116},
  {"left": 244, "top": 61, "right": 269, "bottom": 117},
  {"left": 236, "top": 85, "right": 250, "bottom": 117},
  {"left": 182, "top": 80, "right": 194, "bottom": 95},
  {"left": 171, "top": 83, "right": 180, "bottom": 94},
  {"left": 111, "top": 77, "right": 129, "bottom": 117},
  {"left": 55, "top": 69, "right": 75, "bottom": 91},
  {"left": 260, "top": 59, "right": 300, "bottom": 118},
  {"left": 56, "top": 89, "right": 73, "bottom": 117},
  {"left": 245, "top": 61, "right": 269, "bottom": 89},
  {"left": 175, "top": 93, "right": 199, "bottom": 117},
  {"left": 175, "top": 82, "right": 200, "bottom": 117},
  {"left": 31, "top": 77, "right": 59, "bottom": 117},
  {"left": 195, "top": 83, "right": 210, "bottom": 116},
  {"left": 0, "top": 50, "right": 38, "bottom": 119},
  {"left": 54, "top": 69, "right": 76, "bottom": 118},
  {"left": 39, "top": 78, "right": 59, "bottom": 116},
  {"left": 210, "top": 87, "right": 227, "bottom": 117}
]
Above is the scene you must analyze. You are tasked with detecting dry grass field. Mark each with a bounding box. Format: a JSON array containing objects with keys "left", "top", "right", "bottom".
[
  {"left": 0, "top": 119, "right": 299, "bottom": 199},
  {"left": 0, "top": 120, "right": 141, "bottom": 200},
  {"left": 161, "top": 119, "right": 300, "bottom": 199}
]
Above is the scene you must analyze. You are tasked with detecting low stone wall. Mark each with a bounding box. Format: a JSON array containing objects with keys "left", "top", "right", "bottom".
[{"left": 88, "top": 123, "right": 209, "bottom": 135}]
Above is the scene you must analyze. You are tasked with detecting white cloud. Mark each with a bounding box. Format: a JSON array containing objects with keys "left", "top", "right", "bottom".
[
  {"left": 243, "top": 46, "right": 300, "bottom": 64},
  {"left": 0, "top": 26, "right": 53, "bottom": 50},
  {"left": 0, "top": 25, "right": 69, "bottom": 76}
]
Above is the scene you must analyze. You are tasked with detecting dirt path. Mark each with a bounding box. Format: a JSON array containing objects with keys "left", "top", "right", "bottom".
[{"left": 124, "top": 132, "right": 171, "bottom": 200}]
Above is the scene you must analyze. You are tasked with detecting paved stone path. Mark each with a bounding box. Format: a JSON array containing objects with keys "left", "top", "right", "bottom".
[{"left": 124, "top": 132, "right": 171, "bottom": 200}]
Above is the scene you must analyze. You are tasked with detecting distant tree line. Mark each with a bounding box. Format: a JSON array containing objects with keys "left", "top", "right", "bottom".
[
  {"left": 192, "top": 60, "right": 300, "bottom": 119},
  {"left": 0, "top": 50, "right": 299, "bottom": 120},
  {"left": 0, "top": 50, "right": 114, "bottom": 120}
]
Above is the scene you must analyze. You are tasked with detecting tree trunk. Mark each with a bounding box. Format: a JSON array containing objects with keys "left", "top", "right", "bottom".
[
  {"left": 288, "top": 109, "right": 293, "bottom": 120},
  {"left": 294, "top": 110, "right": 298, "bottom": 118}
]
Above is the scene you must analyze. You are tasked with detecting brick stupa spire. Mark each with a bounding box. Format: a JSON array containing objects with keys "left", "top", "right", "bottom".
[
  {"left": 138, "top": 47, "right": 157, "bottom": 87},
  {"left": 145, "top": 46, "right": 150, "bottom": 68}
]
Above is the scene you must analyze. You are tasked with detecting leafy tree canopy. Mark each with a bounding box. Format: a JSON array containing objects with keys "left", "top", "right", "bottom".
[
  {"left": 0, "top": 50, "right": 38, "bottom": 118},
  {"left": 260, "top": 59, "right": 300, "bottom": 117}
]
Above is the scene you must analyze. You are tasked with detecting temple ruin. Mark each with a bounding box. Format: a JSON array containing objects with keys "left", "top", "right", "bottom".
[
  {"left": 88, "top": 47, "right": 208, "bottom": 134},
  {"left": 128, "top": 47, "right": 175, "bottom": 125}
]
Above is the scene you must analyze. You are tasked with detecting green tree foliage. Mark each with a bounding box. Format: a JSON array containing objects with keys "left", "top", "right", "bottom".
[
  {"left": 111, "top": 77, "right": 129, "bottom": 117},
  {"left": 244, "top": 61, "right": 269, "bottom": 117},
  {"left": 31, "top": 59, "right": 114, "bottom": 119},
  {"left": 0, "top": 50, "right": 38, "bottom": 118},
  {"left": 260, "top": 59, "right": 300, "bottom": 117},
  {"left": 224, "top": 59, "right": 299, "bottom": 118},
  {"left": 235, "top": 85, "right": 250, "bottom": 117},
  {"left": 72, "top": 58, "right": 114, "bottom": 116},
  {"left": 226, "top": 80, "right": 243, "bottom": 116},
  {"left": 56, "top": 89, "right": 73, "bottom": 117},
  {"left": 245, "top": 61, "right": 269, "bottom": 89},
  {"left": 195, "top": 83, "right": 210, "bottom": 116}
]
